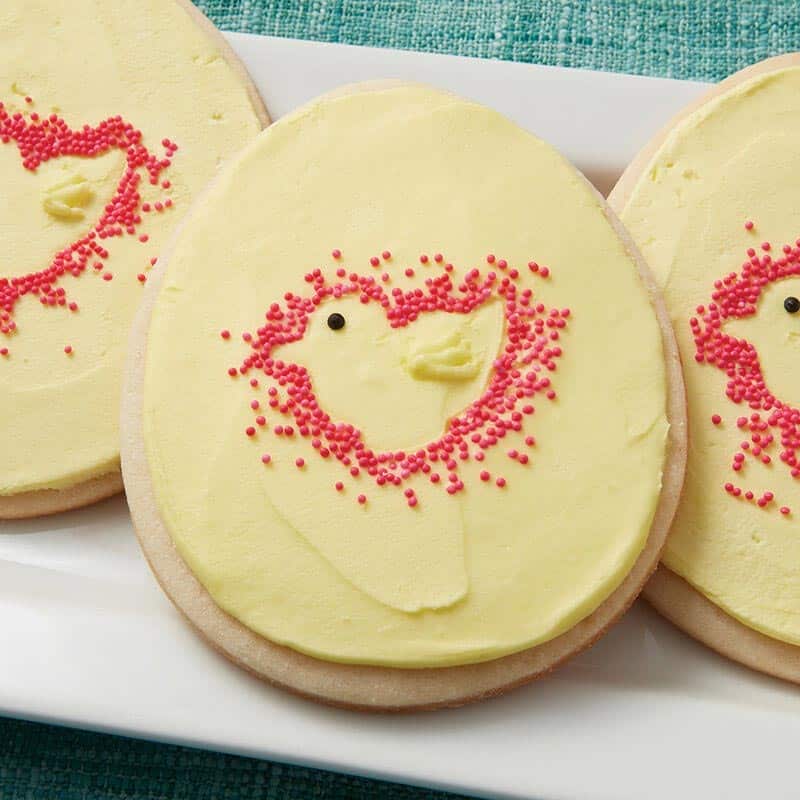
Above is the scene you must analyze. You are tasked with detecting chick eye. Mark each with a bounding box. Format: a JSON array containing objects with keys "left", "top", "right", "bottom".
[
  {"left": 327, "top": 312, "right": 346, "bottom": 330},
  {"left": 785, "top": 296, "right": 800, "bottom": 314}
]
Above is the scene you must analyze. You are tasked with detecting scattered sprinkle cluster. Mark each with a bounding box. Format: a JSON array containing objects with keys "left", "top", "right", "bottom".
[
  {"left": 0, "top": 99, "right": 176, "bottom": 357},
  {"left": 226, "top": 250, "right": 569, "bottom": 508},
  {"left": 692, "top": 228, "right": 800, "bottom": 515}
]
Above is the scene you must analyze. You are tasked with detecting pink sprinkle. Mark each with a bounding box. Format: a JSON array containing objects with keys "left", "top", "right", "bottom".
[
  {"left": 335, "top": 481, "right": 344, "bottom": 491},
  {"left": 357, "top": 494, "right": 367, "bottom": 505},
  {"left": 220, "top": 329, "right": 230, "bottom": 339},
  {"left": 480, "top": 470, "right": 490, "bottom": 481},
  {"left": 261, "top": 454, "right": 271, "bottom": 464},
  {"left": 419, "top": 254, "right": 429, "bottom": 264},
  {"left": 781, "top": 506, "right": 791, "bottom": 515},
  {"left": 711, "top": 414, "right": 722, "bottom": 425},
  {"left": 744, "top": 220, "right": 754, "bottom": 230},
  {"left": 295, "top": 457, "right": 305, "bottom": 468},
  {"left": 405, "top": 268, "right": 415, "bottom": 277},
  {"left": 332, "top": 249, "right": 341, "bottom": 259},
  {"left": 496, "top": 477, "right": 506, "bottom": 488},
  {"left": 382, "top": 250, "right": 391, "bottom": 260},
  {"left": 370, "top": 256, "right": 380, "bottom": 267}
]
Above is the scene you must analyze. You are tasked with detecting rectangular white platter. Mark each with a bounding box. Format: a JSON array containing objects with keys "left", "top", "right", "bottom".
[{"left": 3, "top": 32, "right": 800, "bottom": 800}]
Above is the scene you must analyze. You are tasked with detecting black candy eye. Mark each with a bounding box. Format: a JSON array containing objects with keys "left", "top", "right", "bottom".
[
  {"left": 785, "top": 296, "right": 800, "bottom": 314},
  {"left": 327, "top": 312, "right": 346, "bottom": 330}
]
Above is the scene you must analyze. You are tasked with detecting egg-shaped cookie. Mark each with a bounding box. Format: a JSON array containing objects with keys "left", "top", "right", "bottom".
[
  {"left": 123, "top": 83, "right": 685, "bottom": 710},
  {"left": 0, "top": 0, "right": 267, "bottom": 518},
  {"left": 610, "top": 54, "right": 800, "bottom": 683}
]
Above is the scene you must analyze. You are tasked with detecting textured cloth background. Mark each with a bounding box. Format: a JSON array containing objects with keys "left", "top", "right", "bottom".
[
  {"left": 3, "top": 1, "right": 800, "bottom": 799},
  {"left": 197, "top": 0, "right": 800, "bottom": 81}
]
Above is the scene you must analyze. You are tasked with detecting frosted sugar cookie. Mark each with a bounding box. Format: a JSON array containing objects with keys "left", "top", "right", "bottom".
[
  {"left": 0, "top": 0, "right": 267, "bottom": 518},
  {"left": 123, "top": 83, "right": 685, "bottom": 710},
  {"left": 610, "top": 54, "right": 800, "bottom": 683}
]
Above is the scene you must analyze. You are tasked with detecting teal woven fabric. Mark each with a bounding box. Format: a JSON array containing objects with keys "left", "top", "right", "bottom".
[
  {"left": 4, "top": 2, "right": 800, "bottom": 799},
  {"left": 0, "top": 717, "right": 469, "bottom": 800},
  {"left": 196, "top": 0, "right": 800, "bottom": 82}
]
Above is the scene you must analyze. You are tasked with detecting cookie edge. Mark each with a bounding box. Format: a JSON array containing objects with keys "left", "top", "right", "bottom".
[{"left": 645, "top": 566, "right": 800, "bottom": 684}]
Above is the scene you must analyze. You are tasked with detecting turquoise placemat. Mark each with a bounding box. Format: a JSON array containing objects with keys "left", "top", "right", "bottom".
[
  {"left": 197, "top": 0, "right": 800, "bottom": 82},
  {"left": 0, "top": 717, "right": 466, "bottom": 799},
  {"left": 3, "top": 2, "right": 800, "bottom": 799}
]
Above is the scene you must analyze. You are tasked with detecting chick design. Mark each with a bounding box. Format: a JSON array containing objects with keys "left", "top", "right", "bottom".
[
  {"left": 226, "top": 251, "right": 570, "bottom": 611},
  {"left": 0, "top": 99, "right": 175, "bottom": 349},
  {"left": 692, "top": 234, "right": 800, "bottom": 515}
]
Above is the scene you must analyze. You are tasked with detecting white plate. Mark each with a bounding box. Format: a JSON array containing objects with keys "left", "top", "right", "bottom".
[{"left": 2, "top": 33, "right": 799, "bottom": 800}]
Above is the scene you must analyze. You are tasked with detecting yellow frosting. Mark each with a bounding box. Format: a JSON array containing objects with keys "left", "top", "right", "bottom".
[
  {"left": 618, "top": 66, "right": 800, "bottom": 645},
  {"left": 143, "top": 85, "right": 669, "bottom": 667},
  {"left": 0, "top": 0, "right": 262, "bottom": 495}
]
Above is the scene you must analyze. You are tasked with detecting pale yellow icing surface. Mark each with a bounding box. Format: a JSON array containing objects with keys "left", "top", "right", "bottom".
[
  {"left": 619, "top": 67, "right": 800, "bottom": 644},
  {"left": 0, "top": 0, "right": 262, "bottom": 494},
  {"left": 144, "top": 85, "right": 669, "bottom": 667}
]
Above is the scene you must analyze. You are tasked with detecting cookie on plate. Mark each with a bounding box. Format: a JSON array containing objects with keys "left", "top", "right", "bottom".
[
  {"left": 0, "top": 0, "right": 268, "bottom": 519},
  {"left": 610, "top": 54, "right": 800, "bottom": 683},
  {"left": 123, "top": 83, "right": 686, "bottom": 710}
]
